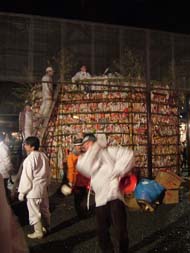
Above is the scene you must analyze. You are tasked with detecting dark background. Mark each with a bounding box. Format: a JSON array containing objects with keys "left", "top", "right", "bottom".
[
  {"left": 0, "top": 0, "right": 189, "bottom": 130},
  {"left": 0, "top": 0, "right": 190, "bottom": 34}
]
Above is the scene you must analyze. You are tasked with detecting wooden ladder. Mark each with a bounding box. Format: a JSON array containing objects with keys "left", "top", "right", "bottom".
[{"left": 35, "top": 83, "right": 62, "bottom": 144}]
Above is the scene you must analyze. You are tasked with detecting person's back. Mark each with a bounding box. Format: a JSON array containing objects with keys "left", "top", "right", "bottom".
[
  {"left": 21, "top": 103, "right": 33, "bottom": 139},
  {"left": 21, "top": 151, "right": 50, "bottom": 198},
  {"left": 25, "top": 110, "right": 33, "bottom": 134},
  {"left": 0, "top": 141, "right": 13, "bottom": 179},
  {"left": 41, "top": 74, "right": 53, "bottom": 100}
]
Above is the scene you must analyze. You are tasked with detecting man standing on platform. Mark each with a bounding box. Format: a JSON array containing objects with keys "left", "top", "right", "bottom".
[
  {"left": 72, "top": 65, "right": 91, "bottom": 93},
  {"left": 72, "top": 65, "right": 91, "bottom": 83}
]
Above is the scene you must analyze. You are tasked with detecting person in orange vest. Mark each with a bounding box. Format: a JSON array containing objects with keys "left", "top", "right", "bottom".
[{"left": 67, "top": 138, "right": 91, "bottom": 219}]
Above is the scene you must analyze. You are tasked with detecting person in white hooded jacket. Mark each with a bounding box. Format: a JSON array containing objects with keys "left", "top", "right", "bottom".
[
  {"left": 18, "top": 136, "right": 51, "bottom": 239},
  {"left": 77, "top": 133, "right": 135, "bottom": 253},
  {"left": 39, "top": 66, "right": 54, "bottom": 118},
  {"left": 19, "top": 102, "right": 33, "bottom": 140},
  {"left": 0, "top": 132, "right": 13, "bottom": 198}
]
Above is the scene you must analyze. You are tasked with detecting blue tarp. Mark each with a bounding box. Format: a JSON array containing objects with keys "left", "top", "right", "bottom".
[{"left": 134, "top": 178, "right": 165, "bottom": 203}]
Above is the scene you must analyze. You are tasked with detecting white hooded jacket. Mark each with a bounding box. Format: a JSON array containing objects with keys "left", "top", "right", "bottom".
[
  {"left": 77, "top": 142, "right": 135, "bottom": 207},
  {"left": 72, "top": 71, "right": 91, "bottom": 83},
  {"left": 41, "top": 74, "right": 53, "bottom": 100},
  {"left": 18, "top": 151, "right": 51, "bottom": 198},
  {"left": 0, "top": 141, "right": 13, "bottom": 179}
]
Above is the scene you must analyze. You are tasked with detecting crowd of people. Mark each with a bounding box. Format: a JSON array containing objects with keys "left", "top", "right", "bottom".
[
  {"left": 0, "top": 65, "right": 135, "bottom": 253},
  {"left": 0, "top": 133, "right": 134, "bottom": 252}
]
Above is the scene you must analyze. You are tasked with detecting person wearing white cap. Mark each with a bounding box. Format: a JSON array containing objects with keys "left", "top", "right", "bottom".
[
  {"left": 77, "top": 133, "right": 135, "bottom": 253},
  {"left": 39, "top": 66, "right": 54, "bottom": 118},
  {"left": 61, "top": 138, "right": 91, "bottom": 219}
]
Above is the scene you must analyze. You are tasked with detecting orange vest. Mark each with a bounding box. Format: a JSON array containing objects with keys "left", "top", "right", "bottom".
[{"left": 67, "top": 152, "right": 90, "bottom": 187}]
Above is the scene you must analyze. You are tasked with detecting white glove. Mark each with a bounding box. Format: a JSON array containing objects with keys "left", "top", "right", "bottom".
[
  {"left": 96, "top": 133, "right": 107, "bottom": 148},
  {"left": 61, "top": 184, "right": 72, "bottom": 196},
  {"left": 18, "top": 193, "right": 25, "bottom": 202}
]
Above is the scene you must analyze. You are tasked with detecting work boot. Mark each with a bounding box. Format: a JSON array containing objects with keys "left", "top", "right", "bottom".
[
  {"left": 42, "top": 217, "right": 51, "bottom": 235},
  {"left": 42, "top": 225, "right": 51, "bottom": 235},
  {"left": 27, "top": 221, "right": 44, "bottom": 239}
]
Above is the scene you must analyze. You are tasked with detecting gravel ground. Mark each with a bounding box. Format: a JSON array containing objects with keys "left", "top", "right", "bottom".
[{"left": 11, "top": 179, "right": 190, "bottom": 253}]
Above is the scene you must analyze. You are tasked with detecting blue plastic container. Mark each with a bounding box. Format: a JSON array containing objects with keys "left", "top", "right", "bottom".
[{"left": 134, "top": 178, "right": 165, "bottom": 203}]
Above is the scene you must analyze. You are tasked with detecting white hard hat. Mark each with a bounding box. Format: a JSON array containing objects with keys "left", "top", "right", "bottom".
[{"left": 46, "top": 66, "right": 54, "bottom": 73}]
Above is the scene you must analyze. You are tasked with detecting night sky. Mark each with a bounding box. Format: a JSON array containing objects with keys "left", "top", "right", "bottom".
[{"left": 0, "top": 0, "right": 190, "bottom": 34}]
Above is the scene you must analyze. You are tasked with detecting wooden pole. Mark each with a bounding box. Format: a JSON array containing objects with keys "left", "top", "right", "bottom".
[{"left": 145, "top": 30, "right": 153, "bottom": 179}]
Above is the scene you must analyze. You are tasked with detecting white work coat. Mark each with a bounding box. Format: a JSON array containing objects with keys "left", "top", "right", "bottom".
[
  {"left": 39, "top": 75, "right": 53, "bottom": 117},
  {"left": 41, "top": 74, "right": 53, "bottom": 100},
  {"left": 24, "top": 110, "right": 33, "bottom": 138},
  {"left": 77, "top": 142, "right": 135, "bottom": 207},
  {"left": 0, "top": 141, "right": 13, "bottom": 179},
  {"left": 18, "top": 151, "right": 51, "bottom": 198},
  {"left": 72, "top": 71, "right": 91, "bottom": 83},
  {"left": 19, "top": 110, "right": 33, "bottom": 139}
]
